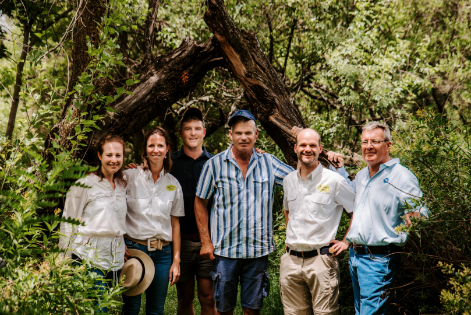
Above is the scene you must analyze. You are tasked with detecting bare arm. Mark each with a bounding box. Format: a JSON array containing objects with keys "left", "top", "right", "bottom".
[
  {"left": 195, "top": 196, "right": 215, "bottom": 260},
  {"left": 169, "top": 215, "right": 181, "bottom": 286},
  {"left": 284, "top": 210, "right": 289, "bottom": 250},
  {"left": 330, "top": 212, "right": 353, "bottom": 256}
]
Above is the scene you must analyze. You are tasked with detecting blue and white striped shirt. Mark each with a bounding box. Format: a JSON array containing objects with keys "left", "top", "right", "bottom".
[{"left": 196, "top": 146, "right": 294, "bottom": 259}]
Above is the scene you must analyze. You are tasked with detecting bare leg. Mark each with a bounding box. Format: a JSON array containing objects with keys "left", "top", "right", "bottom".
[
  {"left": 176, "top": 278, "right": 196, "bottom": 315},
  {"left": 242, "top": 308, "right": 260, "bottom": 315},
  {"left": 197, "top": 276, "right": 216, "bottom": 315}
]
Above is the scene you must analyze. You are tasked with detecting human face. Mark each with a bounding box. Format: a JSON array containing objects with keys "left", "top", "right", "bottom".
[
  {"left": 97, "top": 141, "right": 124, "bottom": 177},
  {"left": 180, "top": 119, "right": 206, "bottom": 149},
  {"left": 146, "top": 134, "right": 169, "bottom": 167},
  {"left": 361, "top": 128, "right": 391, "bottom": 167},
  {"left": 229, "top": 120, "right": 258, "bottom": 154},
  {"left": 295, "top": 129, "right": 322, "bottom": 168}
]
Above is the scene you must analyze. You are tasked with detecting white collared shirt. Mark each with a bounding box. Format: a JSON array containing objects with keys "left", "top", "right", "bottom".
[
  {"left": 125, "top": 167, "right": 184, "bottom": 241},
  {"left": 283, "top": 165, "right": 355, "bottom": 251},
  {"left": 59, "top": 174, "right": 127, "bottom": 271}
]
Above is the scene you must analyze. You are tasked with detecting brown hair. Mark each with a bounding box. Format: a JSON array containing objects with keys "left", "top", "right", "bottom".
[
  {"left": 141, "top": 126, "right": 172, "bottom": 173},
  {"left": 95, "top": 134, "right": 127, "bottom": 186}
]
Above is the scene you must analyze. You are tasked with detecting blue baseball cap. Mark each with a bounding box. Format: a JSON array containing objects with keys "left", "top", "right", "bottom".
[{"left": 228, "top": 109, "right": 256, "bottom": 127}]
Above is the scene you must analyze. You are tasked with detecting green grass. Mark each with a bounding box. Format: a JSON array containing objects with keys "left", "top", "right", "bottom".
[{"left": 109, "top": 257, "right": 284, "bottom": 314}]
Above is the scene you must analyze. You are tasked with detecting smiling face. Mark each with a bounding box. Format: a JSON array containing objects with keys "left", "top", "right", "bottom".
[
  {"left": 146, "top": 134, "right": 169, "bottom": 168},
  {"left": 361, "top": 128, "right": 391, "bottom": 168},
  {"left": 295, "top": 129, "right": 322, "bottom": 168},
  {"left": 229, "top": 119, "right": 258, "bottom": 154},
  {"left": 97, "top": 141, "right": 124, "bottom": 177},
  {"left": 180, "top": 119, "right": 206, "bottom": 150}
]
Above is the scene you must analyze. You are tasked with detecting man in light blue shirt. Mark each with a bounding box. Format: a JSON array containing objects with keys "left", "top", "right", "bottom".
[
  {"left": 195, "top": 110, "right": 294, "bottom": 315},
  {"left": 337, "top": 122, "right": 429, "bottom": 314}
]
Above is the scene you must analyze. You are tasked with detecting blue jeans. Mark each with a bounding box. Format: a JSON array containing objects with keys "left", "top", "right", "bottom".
[
  {"left": 122, "top": 239, "right": 172, "bottom": 315},
  {"left": 211, "top": 255, "right": 269, "bottom": 312},
  {"left": 348, "top": 247, "right": 401, "bottom": 315},
  {"left": 72, "top": 254, "right": 118, "bottom": 313}
]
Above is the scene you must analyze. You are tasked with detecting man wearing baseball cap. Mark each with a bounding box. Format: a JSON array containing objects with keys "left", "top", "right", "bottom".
[{"left": 195, "top": 109, "right": 294, "bottom": 314}]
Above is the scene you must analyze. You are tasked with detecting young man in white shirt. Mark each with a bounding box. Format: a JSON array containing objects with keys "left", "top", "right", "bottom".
[{"left": 280, "top": 128, "right": 355, "bottom": 315}]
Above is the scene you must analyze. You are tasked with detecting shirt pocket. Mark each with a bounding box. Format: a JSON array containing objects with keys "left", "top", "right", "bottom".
[
  {"left": 252, "top": 177, "right": 269, "bottom": 197},
  {"left": 128, "top": 185, "right": 150, "bottom": 199},
  {"left": 286, "top": 190, "right": 298, "bottom": 211},
  {"left": 306, "top": 193, "right": 330, "bottom": 215}
]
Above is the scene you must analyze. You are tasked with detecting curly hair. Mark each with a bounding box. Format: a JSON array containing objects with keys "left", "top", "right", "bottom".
[
  {"left": 141, "top": 126, "right": 172, "bottom": 173},
  {"left": 95, "top": 134, "right": 127, "bottom": 186}
]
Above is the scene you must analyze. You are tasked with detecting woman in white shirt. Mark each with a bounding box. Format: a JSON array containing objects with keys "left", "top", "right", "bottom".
[
  {"left": 123, "top": 126, "right": 184, "bottom": 315},
  {"left": 59, "top": 134, "right": 127, "bottom": 312}
]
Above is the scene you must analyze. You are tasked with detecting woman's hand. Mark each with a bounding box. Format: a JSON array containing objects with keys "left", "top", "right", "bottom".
[
  {"left": 169, "top": 260, "right": 180, "bottom": 286},
  {"left": 124, "top": 244, "right": 131, "bottom": 261}
]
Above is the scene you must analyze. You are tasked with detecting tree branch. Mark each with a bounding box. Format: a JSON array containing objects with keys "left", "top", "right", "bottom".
[{"left": 142, "top": 0, "right": 160, "bottom": 64}]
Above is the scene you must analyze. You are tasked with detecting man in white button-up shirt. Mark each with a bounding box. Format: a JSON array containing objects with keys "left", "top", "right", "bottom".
[{"left": 280, "top": 128, "right": 355, "bottom": 315}]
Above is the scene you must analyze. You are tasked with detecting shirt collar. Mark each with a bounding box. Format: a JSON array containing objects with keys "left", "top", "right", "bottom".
[
  {"left": 145, "top": 167, "right": 165, "bottom": 182},
  {"left": 296, "top": 162, "right": 323, "bottom": 181},
  {"left": 224, "top": 145, "right": 259, "bottom": 163},
  {"left": 379, "top": 158, "right": 399, "bottom": 172},
  {"left": 175, "top": 146, "right": 211, "bottom": 159}
]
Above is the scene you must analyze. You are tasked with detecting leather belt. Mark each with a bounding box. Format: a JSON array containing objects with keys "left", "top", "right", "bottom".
[
  {"left": 287, "top": 244, "right": 333, "bottom": 259},
  {"left": 181, "top": 233, "right": 201, "bottom": 242},
  {"left": 352, "top": 244, "right": 399, "bottom": 255},
  {"left": 125, "top": 235, "right": 170, "bottom": 251}
]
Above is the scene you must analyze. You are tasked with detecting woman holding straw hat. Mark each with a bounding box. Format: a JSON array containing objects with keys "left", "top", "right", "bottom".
[
  {"left": 123, "top": 126, "right": 184, "bottom": 315},
  {"left": 59, "top": 134, "right": 128, "bottom": 313}
]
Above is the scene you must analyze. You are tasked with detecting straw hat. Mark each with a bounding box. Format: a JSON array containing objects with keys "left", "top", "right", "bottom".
[{"left": 120, "top": 249, "right": 154, "bottom": 296}]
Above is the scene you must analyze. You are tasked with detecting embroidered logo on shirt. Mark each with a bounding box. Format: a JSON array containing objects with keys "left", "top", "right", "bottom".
[
  {"left": 166, "top": 184, "right": 177, "bottom": 191},
  {"left": 318, "top": 184, "right": 330, "bottom": 193}
]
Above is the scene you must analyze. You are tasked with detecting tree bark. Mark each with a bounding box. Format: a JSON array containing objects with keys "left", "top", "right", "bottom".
[
  {"left": 84, "top": 38, "right": 223, "bottom": 161},
  {"left": 5, "top": 21, "right": 31, "bottom": 140},
  {"left": 204, "top": 0, "right": 306, "bottom": 166}
]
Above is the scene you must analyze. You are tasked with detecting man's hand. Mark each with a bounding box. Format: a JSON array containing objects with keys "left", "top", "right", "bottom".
[
  {"left": 255, "top": 148, "right": 266, "bottom": 154},
  {"left": 200, "top": 242, "right": 215, "bottom": 260},
  {"left": 169, "top": 260, "right": 180, "bottom": 286},
  {"left": 326, "top": 151, "right": 344, "bottom": 168},
  {"left": 329, "top": 239, "right": 349, "bottom": 256},
  {"left": 125, "top": 163, "right": 139, "bottom": 170},
  {"left": 405, "top": 211, "right": 421, "bottom": 227},
  {"left": 291, "top": 126, "right": 303, "bottom": 138}
]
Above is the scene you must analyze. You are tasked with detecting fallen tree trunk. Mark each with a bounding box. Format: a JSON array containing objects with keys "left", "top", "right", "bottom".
[
  {"left": 86, "top": 38, "right": 224, "bottom": 161},
  {"left": 203, "top": 0, "right": 339, "bottom": 167}
]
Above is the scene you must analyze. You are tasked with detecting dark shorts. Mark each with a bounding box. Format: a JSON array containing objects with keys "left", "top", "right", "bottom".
[
  {"left": 211, "top": 255, "right": 270, "bottom": 312},
  {"left": 179, "top": 239, "right": 214, "bottom": 283}
]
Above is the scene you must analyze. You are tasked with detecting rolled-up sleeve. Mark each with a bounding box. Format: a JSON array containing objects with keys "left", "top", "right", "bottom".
[
  {"left": 59, "top": 182, "right": 88, "bottom": 253},
  {"left": 196, "top": 161, "right": 215, "bottom": 200},
  {"left": 402, "top": 175, "right": 430, "bottom": 217},
  {"left": 170, "top": 180, "right": 185, "bottom": 217},
  {"left": 272, "top": 156, "right": 295, "bottom": 187},
  {"left": 334, "top": 177, "right": 356, "bottom": 213}
]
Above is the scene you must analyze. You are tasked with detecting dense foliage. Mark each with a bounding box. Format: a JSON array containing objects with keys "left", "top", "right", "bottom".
[{"left": 1, "top": 0, "right": 471, "bottom": 314}]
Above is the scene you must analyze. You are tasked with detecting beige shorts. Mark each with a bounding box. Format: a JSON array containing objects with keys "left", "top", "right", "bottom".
[{"left": 279, "top": 252, "right": 340, "bottom": 315}]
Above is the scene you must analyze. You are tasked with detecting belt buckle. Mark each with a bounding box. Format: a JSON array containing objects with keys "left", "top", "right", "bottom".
[{"left": 147, "top": 237, "right": 157, "bottom": 252}]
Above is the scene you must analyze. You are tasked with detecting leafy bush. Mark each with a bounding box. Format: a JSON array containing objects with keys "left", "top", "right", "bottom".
[
  {"left": 388, "top": 110, "right": 471, "bottom": 314},
  {"left": 0, "top": 107, "right": 124, "bottom": 314},
  {"left": 439, "top": 262, "right": 471, "bottom": 314}
]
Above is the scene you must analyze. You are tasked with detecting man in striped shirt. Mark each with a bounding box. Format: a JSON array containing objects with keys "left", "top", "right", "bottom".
[{"left": 195, "top": 110, "right": 294, "bottom": 315}]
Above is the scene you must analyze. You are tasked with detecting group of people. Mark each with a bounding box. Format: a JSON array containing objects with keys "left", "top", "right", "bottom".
[{"left": 59, "top": 107, "right": 429, "bottom": 315}]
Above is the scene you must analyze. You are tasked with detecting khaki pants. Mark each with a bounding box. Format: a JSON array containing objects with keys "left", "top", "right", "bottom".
[{"left": 279, "top": 252, "right": 340, "bottom": 315}]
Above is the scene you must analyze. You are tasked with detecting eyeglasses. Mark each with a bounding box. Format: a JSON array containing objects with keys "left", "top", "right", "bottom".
[{"left": 361, "top": 140, "right": 388, "bottom": 146}]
